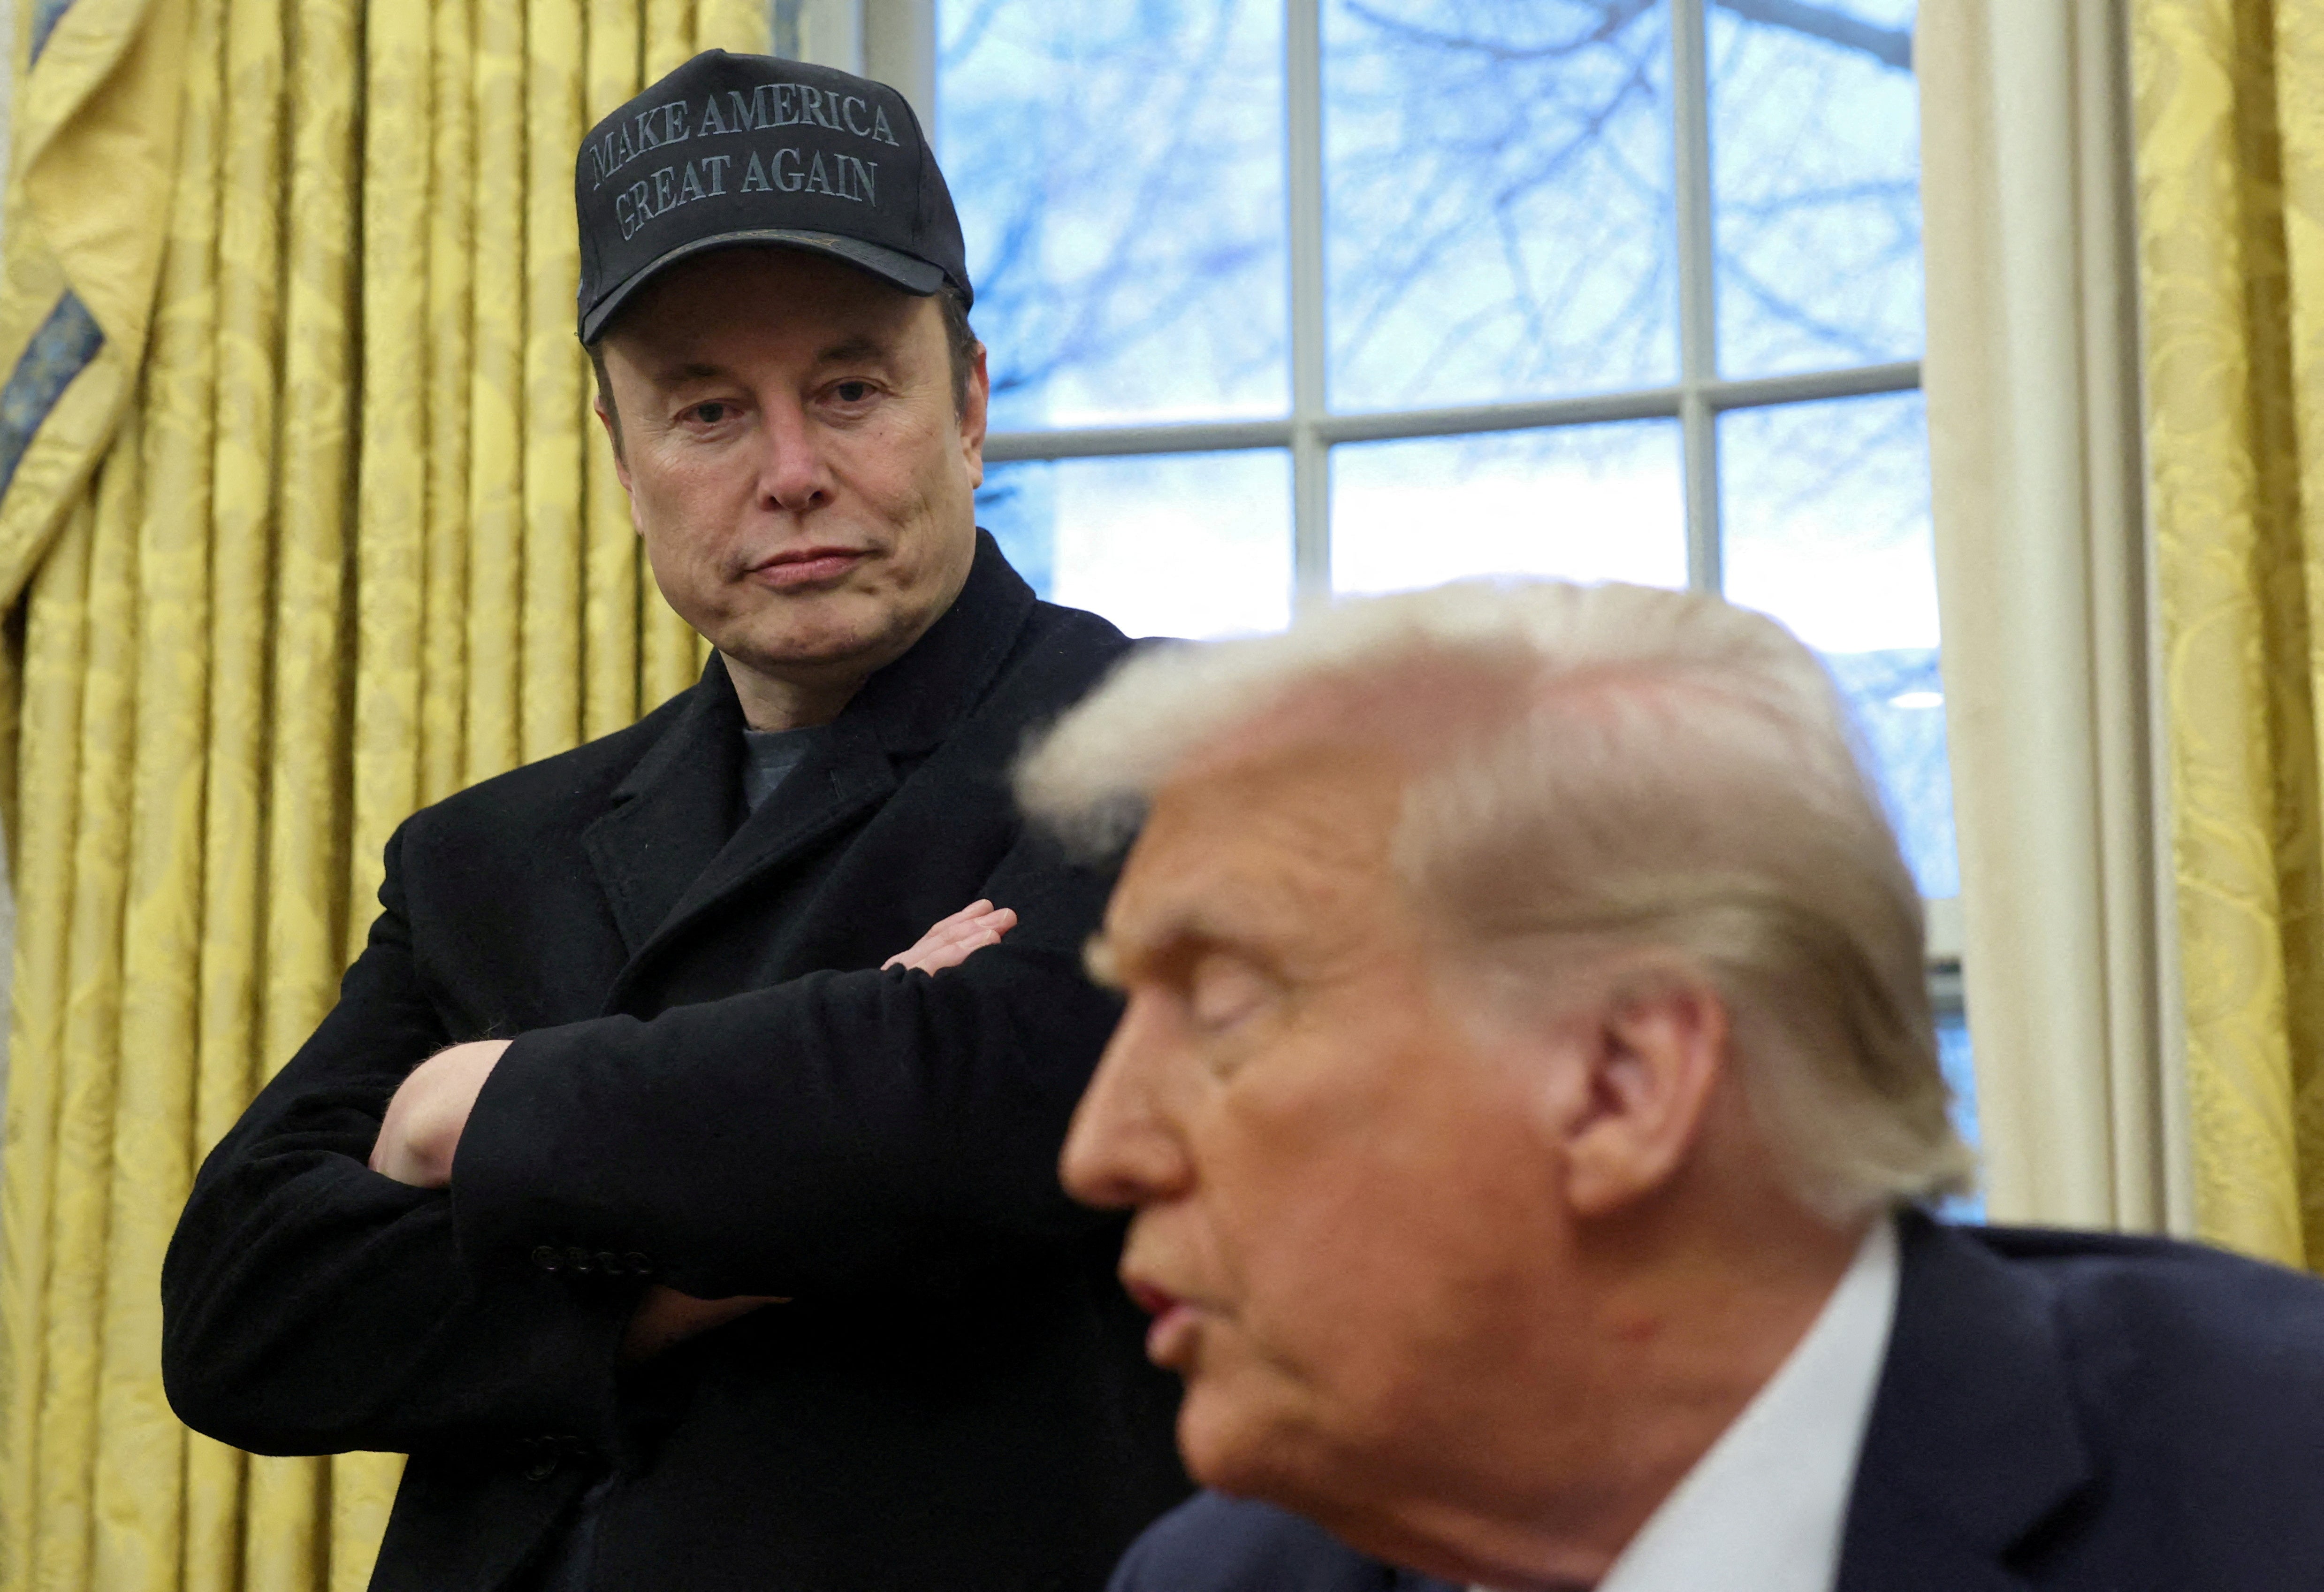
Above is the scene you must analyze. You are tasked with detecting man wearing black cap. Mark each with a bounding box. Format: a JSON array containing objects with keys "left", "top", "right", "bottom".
[{"left": 161, "top": 52, "right": 1188, "bottom": 1592}]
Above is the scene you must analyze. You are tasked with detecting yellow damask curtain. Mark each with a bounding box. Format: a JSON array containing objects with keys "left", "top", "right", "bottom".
[
  {"left": 0, "top": 0, "right": 766, "bottom": 1586},
  {"left": 2133, "top": 0, "right": 2324, "bottom": 1270}
]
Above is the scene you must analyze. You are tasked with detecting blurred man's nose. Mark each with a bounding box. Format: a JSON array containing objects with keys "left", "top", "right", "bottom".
[{"left": 1060, "top": 997, "right": 1191, "bottom": 1210}]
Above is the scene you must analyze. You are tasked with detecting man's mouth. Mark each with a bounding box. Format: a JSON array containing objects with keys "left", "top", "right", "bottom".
[
  {"left": 747, "top": 546, "right": 867, "bottom": 589},
  {"left": 1126, "top": 1278, "right": 1200, "bottom": 1368}
]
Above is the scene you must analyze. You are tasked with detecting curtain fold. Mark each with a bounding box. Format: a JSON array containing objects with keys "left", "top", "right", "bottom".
[
  {"left": 2132, "top": 0, "right": 2324, "bottom": 1271},
  {"left": 0, "top": 0, "right": 769, "bottom": 1585},
  {"left": 1919, "top": 1, "right": 2190, "bottom": 1232}
]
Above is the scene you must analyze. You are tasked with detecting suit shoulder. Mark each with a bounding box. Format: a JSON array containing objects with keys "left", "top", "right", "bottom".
[
  {"left": 1014, "top": 598, "right": 1133, "bottom": 674},
  {"left": 968, "top": 599, "right": 1135, "bottom": 726},
  {"left": 1972, "top": 1222, "right": 2324, "bottom": 1416},
  {"left": 1108, "top": 1492, "right": 1400, "bottom": 1592},
  {"left": 399, "top": 689, "right": 690, "bottom": 850},
  {"left": 1976, "top": 1222, "right": 2324, "bottom": 1328}
]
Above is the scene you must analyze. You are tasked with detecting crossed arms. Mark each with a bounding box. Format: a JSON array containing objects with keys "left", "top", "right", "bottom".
[
  {"left": 366, "top": 898, "right": 1018, "bottom": 1361},
  {"left": 161, "top": 812, "right": 1122, "bottom": 1459}
]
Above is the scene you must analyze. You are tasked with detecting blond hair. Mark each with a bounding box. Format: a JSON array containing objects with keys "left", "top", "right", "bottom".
[{"left": 1018, "top": 580, "right": 1972, "bottom": 1219}]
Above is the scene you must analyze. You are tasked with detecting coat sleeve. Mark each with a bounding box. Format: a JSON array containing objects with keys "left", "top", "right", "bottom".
[
  {"left": 160, "top": 822, "right": 635, "bottom": 1458},
  {"left": 447, "top": 826, "right": 1127, "bottom": 1302}
]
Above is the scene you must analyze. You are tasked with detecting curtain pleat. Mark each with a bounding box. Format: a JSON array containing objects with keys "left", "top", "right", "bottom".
[
  {"left": 466, "top": 0, "right": 527, "bottom": 793},
  {"left": 40, "top": 408, "right": 142, "bottom": 1592},
  {"left": 423, "top": 0, "right": 477, "bottom": 810},
  {"left": 94, "top": 0, "right": 226, "bottom": 1577},
  {"left": 525, "top": 0, "right": 587, "bottom": 766},
  {"left": 0, "top": 0, "right": 770, "bottom": 1584},
  {"left": 583, "top": 0, "right": 644, "bottom": 742},
  {"left": 2, "top": 498, "right": 91, "bottom": 1592},
  {"left": 2134, "top": 0, "right": 2324, "bottom": 1269}
]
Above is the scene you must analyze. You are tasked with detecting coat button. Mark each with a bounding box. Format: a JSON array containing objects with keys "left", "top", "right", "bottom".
[
  {"left": 595, "top": 1251, "right": 623, "bottom": 1275},
  {"left": 623, "top": 1252, "right": 653, "bottom": 1277},
  {"left": 565, "top": 1246, "right": 594, "bottom": 1274},
  {"left": 531, "top": 1246, "right": 562, "bottom": 1272},
  {"left": 524, "top": 1451, "right": 557, "bottom": 1481}
]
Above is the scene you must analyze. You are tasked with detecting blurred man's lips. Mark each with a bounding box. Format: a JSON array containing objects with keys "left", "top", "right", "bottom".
[
  {"left": 1126, "top": 1280, "right": 1177, "bottom": 1316},
  {"left": 1126, "top": 1279, "right": 1200, "bottom": 1368},
  {"left": 748, "top": 547, "right": 865, "bottom": 589}
]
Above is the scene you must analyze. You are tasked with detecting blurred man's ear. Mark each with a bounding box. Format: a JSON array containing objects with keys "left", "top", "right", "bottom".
[{"left": 1547, "top": 963, "right": 1730, "bottom": 1218}]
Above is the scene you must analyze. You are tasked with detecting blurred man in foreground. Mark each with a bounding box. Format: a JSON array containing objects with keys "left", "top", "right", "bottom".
[{"left": 1018, "top": 580, "right": 2324, "bottom": 1592}]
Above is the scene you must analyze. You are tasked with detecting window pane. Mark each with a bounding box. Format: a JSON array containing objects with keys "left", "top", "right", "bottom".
[
  {"left": 939, "top": 0, "right": 1288, "bottom": 428},
  {"left": 1936, "top": 1003, "right": 1978, "bottom": 1153},
  {"left": 1720, "top": 391, "right": 1956, "bottom": 897},
  {"left": 978, "top": 452, "right": 1293, "bottom": 639},
  {"left": 1324, "top": 1, "right": 1676, "bottom": 412},
  {"left": 1709, "top": 0, "right": 1921, "bottom": 378},
  {"left": 1331, "top": 422, "right": 1686, "bottom": 596},
  {"left": 1935, "top": 999, "right": 1983, "bottom": 1219}
]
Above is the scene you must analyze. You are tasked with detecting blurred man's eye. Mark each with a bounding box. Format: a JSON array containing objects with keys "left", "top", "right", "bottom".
[
  {"left": 691, "top": 402, "right": 729, "bottom": 423},
  {"left": 833, "top": 381, "right": 873, "bottom": 403},
  {"left": 1188, "top": 954, "right": 1273, "bottom": 1032}
]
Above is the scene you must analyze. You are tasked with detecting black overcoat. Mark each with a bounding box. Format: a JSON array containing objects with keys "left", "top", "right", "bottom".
[{"left": 161, "top": 536, "right": 1191, "bottom": 1592}]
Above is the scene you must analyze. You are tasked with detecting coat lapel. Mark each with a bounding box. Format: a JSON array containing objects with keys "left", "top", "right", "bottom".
[
  {"left": 581, "top": 657, "right": 748, "bottom": 957},
  {"left": 1834, "top": 1214, "right": 2093, "bottom": 1592},
  {"left": 619, "top": 714, "right": 899, "bottom": 978},
  {"left": 583, "top": 532, "right": 1039, "bottom": 990}
]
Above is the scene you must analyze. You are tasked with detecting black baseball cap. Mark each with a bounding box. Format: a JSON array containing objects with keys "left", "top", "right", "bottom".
[{"left": 574, "top": 50, "right": 972, "bottom": 343}]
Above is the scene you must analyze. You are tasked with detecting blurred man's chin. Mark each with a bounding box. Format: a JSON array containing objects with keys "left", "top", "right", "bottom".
[{"left": 1177, "top": 1383, "right": 1322, "bottom": 1502}]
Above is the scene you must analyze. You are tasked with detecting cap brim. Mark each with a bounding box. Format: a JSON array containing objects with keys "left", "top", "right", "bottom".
[{"left": 579, "top": 229, "right": 950, "bottom": 343}]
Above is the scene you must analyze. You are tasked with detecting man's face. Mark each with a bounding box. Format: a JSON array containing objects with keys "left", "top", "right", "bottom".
[
  {"left": 596, "top": 248, "right": 987, "bottom": 700},
  {"left": 1061, "top": 736, "right": 1588, "bottom": 1523}
]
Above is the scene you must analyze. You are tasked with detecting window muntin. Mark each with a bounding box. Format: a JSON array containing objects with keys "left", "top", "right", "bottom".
[{"left": 980, "top": 450, "right": 1296, "bottom": 639}]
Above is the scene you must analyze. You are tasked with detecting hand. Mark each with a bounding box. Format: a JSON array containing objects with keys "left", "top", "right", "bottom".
[
  {"left": 369, "top": 1039, "right": 512, "bottom": 1188},
  {"left": 622, "top": 1285, "right": 791, "bottom": 1363},
  {"left": 882, "top": 899, "right": 1016, "bottom": 974}
]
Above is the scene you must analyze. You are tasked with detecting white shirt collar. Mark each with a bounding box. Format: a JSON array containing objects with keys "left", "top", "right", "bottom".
[{"left": 1476, "top": 1214, "right": 1901, "bottom": 1592}]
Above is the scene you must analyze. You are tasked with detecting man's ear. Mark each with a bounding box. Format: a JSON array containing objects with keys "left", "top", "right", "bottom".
[
  {"left": 591, "top": 394, "right": 639, "bottom": 530},
  {"left": 1554, "top": 963, "right": 1731, "bottom": 1218},
  {"left": 960, "top": 342, "right": 990, "bottom": 489}
]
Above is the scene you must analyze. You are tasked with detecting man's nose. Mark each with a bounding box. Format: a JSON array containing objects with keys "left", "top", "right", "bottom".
[
  {"left": 759, "top": 399, "right": 835, "bottom": 514},
  {"left": 1060, "top": 1002, "right": 1190, "bottom": 1211}
]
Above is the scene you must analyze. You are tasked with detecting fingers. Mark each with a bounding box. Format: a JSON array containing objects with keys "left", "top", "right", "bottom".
[
  {"left": 884, "top": 916, "right": 1009, "bottom": 972},
  {"left": 881, "top": 900, "right": 992, "bottom": 968},
  {"left": 882, "top": 902, "right": 1019, "bottom": 973}
]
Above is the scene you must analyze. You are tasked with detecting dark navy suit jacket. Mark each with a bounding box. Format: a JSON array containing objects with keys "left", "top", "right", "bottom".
[{"left": 1109, "top": 1212, "right": 2324, "bottom": 1592}]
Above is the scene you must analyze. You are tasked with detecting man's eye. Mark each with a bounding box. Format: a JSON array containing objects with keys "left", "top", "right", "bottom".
[
  {"left": 831, "top": 381, "right": 873, "bottom": 404},
  {"left": 1187, "top": 955, "right": 1273, "bottom": 1032},
  {"left": 690, "top": 401, "right": 730, "bottom": 424}
]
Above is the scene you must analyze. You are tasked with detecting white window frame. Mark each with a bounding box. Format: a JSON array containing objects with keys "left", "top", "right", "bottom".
[{"left": 975, "top": 0, "right": 1923, "bottom": 609}]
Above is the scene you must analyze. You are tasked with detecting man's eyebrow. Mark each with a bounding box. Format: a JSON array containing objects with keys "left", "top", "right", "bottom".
[
  {"left": 645, "top": 359, "right": 727, "bottom": 386},
  {"left": 813, "top": 333, "right": 890, "bottom": 367},
  {"left": 1094, "top": 897, "right": 1265, "bottom": 983}
]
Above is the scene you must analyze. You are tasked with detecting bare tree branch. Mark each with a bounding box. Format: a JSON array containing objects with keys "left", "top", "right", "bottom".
[
  {"left": 939, "top": 0, "right": 1012, "bottom": 69},
  {"left": 1339, "top": 0, "right": 1657, "bottom": 62},
  {"left": 1714, "top": 0, "right": 1911, "bottom": 72}
]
